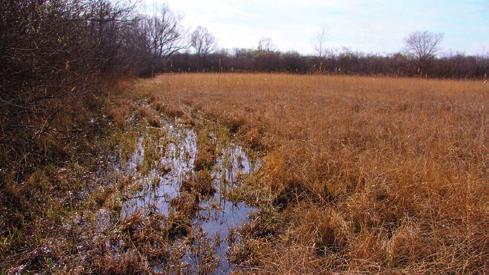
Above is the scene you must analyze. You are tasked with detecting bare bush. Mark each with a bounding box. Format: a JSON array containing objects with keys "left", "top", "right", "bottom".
[{"left": 0, "top": 0, "right": 134, "bottom": 188}]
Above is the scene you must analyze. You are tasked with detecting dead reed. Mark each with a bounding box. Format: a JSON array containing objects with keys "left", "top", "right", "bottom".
[{"left": 134, "top": 73, "right": 488, "bottom": 273}]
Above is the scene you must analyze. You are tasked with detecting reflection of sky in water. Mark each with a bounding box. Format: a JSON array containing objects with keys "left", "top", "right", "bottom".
[
  {"left": 121, "top": 121, "right": 197, "bottom": 219},
  {"left": 196, "top": 200, "right": 256, "bottom": 274},
  {"left": 119, "top": 120, "right": 257, "bottom": 274}
]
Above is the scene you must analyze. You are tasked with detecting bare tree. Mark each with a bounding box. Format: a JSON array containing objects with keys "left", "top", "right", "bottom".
[
  {"left": 312, "top": 26, "right": 329, "bottom": 73},
  {"left": 257, "top": 37, "right": 277, "bottom": 52},
  {"left": 190, "top": 26, "right": 217, "bottom": 57},
  {"left": 142, "top": 6, "right": 184, "bottom": 59},
  {"left": 405, "top": 31, "right": 443, "bottom": 61},
  {"left": 314, "top": 26, "right": 328, "bottom": 58}
]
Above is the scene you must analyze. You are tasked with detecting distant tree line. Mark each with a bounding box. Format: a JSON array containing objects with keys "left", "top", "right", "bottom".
[
  {"left": 166, "top": 49, "right": 489, "bottom": 79},
  {"left": 166, "top": 29, "right": 489, "bottom": 79},
  {"left": 129, "top": 10, "right": 489, "bottom": 80},
  {"left": 167, "top": 25, "right": 489, "bottom": 80},
  {"left": 151, "top": 22, "right": 489, "bottom": 79}
]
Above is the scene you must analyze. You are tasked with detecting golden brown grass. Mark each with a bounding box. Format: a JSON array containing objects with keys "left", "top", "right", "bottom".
[{"left": 133, "top": 73, "right": 488, "bottom": 273}]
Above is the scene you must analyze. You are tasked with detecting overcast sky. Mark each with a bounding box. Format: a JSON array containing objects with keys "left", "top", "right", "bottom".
[{"left": 141, "top": 0, "right": 489, "bottom": 55}]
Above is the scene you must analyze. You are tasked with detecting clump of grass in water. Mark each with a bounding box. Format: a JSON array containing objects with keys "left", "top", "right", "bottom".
[
  {"left": 194, "top": 126, "right": 217, "bottom": 172},
  {"left": 139, "top": 127, "right": 166, "bottom": 175},
  {"left": 114, "top": 130, "right": 140, "bottom": 164}
]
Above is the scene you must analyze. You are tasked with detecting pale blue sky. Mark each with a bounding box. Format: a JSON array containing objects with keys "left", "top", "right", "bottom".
[{"left": 143, "top": 0, "right": 489, "bottom": 55}]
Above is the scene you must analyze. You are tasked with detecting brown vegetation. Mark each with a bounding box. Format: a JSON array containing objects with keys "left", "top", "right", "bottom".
[
  {"left": 133, "top": 73, "right": 489, "bottom": 273},
  {"left": 1, "top": 1, "right": 488, "bottom": 272},
  {"left": 0, "top": 1, "right": 183, "bottom": 261}
]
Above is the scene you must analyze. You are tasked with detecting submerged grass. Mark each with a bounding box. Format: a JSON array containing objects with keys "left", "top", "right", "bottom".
[{"left": 133, "top": 73, "right": 489, "bottom": 273}]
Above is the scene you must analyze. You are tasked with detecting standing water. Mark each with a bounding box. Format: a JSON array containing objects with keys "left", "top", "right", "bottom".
[{"left": 119, "top": 119, "right": 258, "bottom": 274}]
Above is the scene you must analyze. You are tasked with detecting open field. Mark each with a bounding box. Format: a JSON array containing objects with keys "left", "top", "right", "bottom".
[
  {"left": 131, "top": 73, "right": 489, "bottom": 273},
  {"left": 2, "top": 73, "right": 487, "bottom": 273}
]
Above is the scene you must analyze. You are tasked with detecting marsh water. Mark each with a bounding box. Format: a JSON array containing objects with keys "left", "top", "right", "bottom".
[{"left": 118, "top": 119, "right": 258, "bottom": 274}]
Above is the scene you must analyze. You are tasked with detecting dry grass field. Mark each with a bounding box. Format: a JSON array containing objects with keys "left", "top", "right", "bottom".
[{"left": 132, "top": 73, "right": 489, "bottom": 273}]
